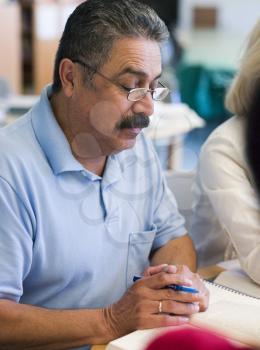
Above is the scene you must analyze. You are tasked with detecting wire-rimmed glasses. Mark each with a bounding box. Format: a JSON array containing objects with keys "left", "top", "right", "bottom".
[{"left": 72, "top": 59, "right": 170, "bottom": 102}]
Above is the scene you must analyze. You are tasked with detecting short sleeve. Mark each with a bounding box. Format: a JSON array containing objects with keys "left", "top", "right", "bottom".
[{"left": 0, "top": 176, "right": 33, "bottom": 301}]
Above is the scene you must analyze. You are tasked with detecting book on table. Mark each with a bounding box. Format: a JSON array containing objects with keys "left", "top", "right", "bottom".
[
  {"left": 106, "top": 272, "right": 260, "bottom": 350},
  {"left": 214, "top": 265, "right": 260, "bottom": 299}
]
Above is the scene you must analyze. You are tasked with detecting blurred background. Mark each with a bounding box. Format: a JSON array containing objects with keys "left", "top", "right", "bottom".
[{"left": 0, "top": 0, "right": 260, "bottom": 170}]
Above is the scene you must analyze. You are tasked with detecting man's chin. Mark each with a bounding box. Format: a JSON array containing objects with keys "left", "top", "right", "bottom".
[
  {"left": 119, "top": 138, "right": 137, "bottom": 152},
  {"left": 111, "top": 135, "right": 138, "bottom": 154},
  {"left": 107, "top": 129, "right": 143, "bottom": 155},
  {"left": 120, "top": 128, "right": 142, "bottom": 138}
]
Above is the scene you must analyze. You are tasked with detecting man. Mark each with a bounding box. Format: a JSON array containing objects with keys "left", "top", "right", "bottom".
[{"left": 0, "top": 1, "right": 208, "bottom": 349}]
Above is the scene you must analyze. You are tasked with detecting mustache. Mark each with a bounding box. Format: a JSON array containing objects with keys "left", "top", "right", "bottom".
[{"left": 117, "top": 114, "right": 150, "bottom": 130}]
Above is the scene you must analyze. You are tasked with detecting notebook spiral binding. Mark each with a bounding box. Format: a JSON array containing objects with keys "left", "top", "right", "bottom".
[{"left": 204, "top": 280, "right": 260, "bottom": 301}]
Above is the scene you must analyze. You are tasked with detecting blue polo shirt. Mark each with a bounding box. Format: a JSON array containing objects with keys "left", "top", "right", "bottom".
[{"left": 0, "top": 85, "right": 185, "bottom": 343}]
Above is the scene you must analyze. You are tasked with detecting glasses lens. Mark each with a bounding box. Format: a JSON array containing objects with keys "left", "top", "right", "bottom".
[
  {"left": 128, "top": 88, "right": 147, "bottom": 101},
  {"left": 153, "top": 88, "right": 169, "bottom": 101}
]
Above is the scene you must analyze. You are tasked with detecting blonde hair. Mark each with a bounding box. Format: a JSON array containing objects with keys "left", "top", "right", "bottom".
[{"left": 225, "top": 19, "right": 260, "bottom": 117}]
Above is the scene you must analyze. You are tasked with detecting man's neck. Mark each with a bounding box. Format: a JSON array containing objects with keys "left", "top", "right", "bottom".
[
  {"left": 50, "top": 92, "right": 107, "bottom": 176},
  {"left": 76, "top": 156, "right": 107, "bottom": 177}
]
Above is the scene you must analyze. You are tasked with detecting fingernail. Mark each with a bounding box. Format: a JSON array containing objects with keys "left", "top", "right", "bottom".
[
  {"left": 162, "top": 264, "right": 169, "bottom": 272},
  {"left": 193, "top": 304, "right": 200, "bottom": 312},
  {"left": 183, "top": 278, "right": 193, "bottom": 285},
  {"left": 168, "top": 265, "right": 177, "bottom": 273}
]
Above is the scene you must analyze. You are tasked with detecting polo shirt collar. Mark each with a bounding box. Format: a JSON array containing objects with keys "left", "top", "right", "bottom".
[
  {"left": 31, "top": 85, "right": 85, "bottom": 175},
  {"left": 102, "top": 154, "right": 123, "bottom": 187},
  {"left": 31, "top": 85, "right": 123, "bottom": 184}
]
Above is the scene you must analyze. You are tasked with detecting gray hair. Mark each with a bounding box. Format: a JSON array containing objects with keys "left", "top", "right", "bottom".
[
  {"left": 52, "top": 0, "right": 169, "bottom": 93},
  {"left": 225, "top": 19, "right": 260, "bottom": 117}
]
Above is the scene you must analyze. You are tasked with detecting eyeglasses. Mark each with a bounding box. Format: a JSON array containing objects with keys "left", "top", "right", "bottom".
[{"left": 72, "top": 59, "right": 170, "bottom": 102}]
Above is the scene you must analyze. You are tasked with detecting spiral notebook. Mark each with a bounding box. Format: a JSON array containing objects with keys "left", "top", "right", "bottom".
[
  {"left": 214, "top": 267, "right": 260, "bottom": 299},
  {"left": 106, "top": 280, "right": 260, "bottom": 350},
  {"left": 190, "top": 280, "right": 260, "bottom": 347}
]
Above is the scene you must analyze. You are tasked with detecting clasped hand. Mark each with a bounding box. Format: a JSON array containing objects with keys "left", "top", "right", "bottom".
[{"left": 105, "top": 264, "right": 209, "bottom": 339}]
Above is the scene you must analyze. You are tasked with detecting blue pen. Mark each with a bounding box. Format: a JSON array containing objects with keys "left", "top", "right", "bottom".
[{"left": 133, "top": 275, "right": 199, "bottom": 294}]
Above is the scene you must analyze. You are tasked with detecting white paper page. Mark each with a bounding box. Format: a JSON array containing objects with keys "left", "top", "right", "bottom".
[
  {"left": 214, "top": 268, "right": 260, "bottom": 299},
  {"left": 106, "top": 282, "right": 260, "bottom": 350},
  {"left": 190, "top": 282, "right": 260, "bottom": 346},
  {"left": 205, "top": 281, "right": 260, "bottom": 305},
  {"left": 192, "top": 301, "right": 260, "bottom": 346}
]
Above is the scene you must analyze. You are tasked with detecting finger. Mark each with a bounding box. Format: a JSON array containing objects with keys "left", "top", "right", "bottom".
[
  {"left": 155, "top": 299, "right": 200, "bottom": 316},
  {"left": 143, "top": 272, "right": 194, "bottom": 290},
  {"left": 152, "top": 288, "right": 202, "bottom": 303},
  {"left": 141, "top": 314, "right": 189, "bottom": 329},
  {"left": 175, "top": 264, "right": 193, "bottom": 275},
  {"left": 198, "top": 288, "right": 210, "bottom": 311},
  {"left": 189, "top": 277, "right": 209, "bottom": 311},
  {"left": 163, "top": 264, "right": 177, "bottom": 274},
  {"left": 129, "top": 300, "right": 189, "bottom": 330},
  {"left": 143, "top": 264, "right": 171, "bottom": 277}
]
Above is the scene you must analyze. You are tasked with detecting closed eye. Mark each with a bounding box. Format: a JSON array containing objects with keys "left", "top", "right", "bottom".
[{"left": 121, "top": 85, "right": 134, "bottom": 92}]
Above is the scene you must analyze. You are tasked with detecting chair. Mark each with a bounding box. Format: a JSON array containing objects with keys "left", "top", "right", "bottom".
[
  {"left": 165, "top": 169, "right": 195, "bottom": 232},
  {"left": 166, "top": 169, "right": 229, "bottom": 267}
]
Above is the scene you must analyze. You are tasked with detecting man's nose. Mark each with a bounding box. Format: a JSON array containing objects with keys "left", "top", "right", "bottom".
[{"left": 131, "top": 92, "right": 154, "bottom": 118}]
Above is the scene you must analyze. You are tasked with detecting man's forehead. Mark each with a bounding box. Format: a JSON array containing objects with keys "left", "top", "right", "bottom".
[
  {"left": 117, "top": 66, "right": 162, "bottom": 80},
  {"left": 103, "top": 37, "right": 162, "bottom": 78}
]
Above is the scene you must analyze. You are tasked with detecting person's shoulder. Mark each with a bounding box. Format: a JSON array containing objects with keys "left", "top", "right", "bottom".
[
  {"left": 205, "top": 116, "right": 244, "bottom": 144},
  {"left": 0, "top": 112, "right": 35, "bottom": 166},
  {"left": 198, "top": 116, "right": 248, "bottom": 177},
  {"left": 201, "top": 116, "right": 245, "bottom": 155}
]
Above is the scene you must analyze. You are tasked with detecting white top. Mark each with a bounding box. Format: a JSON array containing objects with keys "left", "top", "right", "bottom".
[{"left": 191, "top": 116, "right": 260, "bottom": 284}]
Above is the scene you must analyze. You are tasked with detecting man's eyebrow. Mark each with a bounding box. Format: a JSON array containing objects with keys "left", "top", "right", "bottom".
[{"left": 117, "top": 67, "right": 162, "bottom": 80}]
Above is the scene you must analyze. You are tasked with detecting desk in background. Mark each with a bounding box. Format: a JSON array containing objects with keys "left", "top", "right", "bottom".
[
  {"left": 145, "top": 101, "right": 205, "bottom": 169},
  {"left": 4, "top": 94, "right": 39, "bottom": 125}
]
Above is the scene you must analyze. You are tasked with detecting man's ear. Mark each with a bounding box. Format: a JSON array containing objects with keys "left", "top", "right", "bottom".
[{"left": 59, "top": 58, "right": 76, "bottom": 97}]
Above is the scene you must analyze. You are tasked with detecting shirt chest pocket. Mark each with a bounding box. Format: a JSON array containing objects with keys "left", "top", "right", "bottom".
[{"left": 126, "top": 224, "right": 157, "bottom": 288}]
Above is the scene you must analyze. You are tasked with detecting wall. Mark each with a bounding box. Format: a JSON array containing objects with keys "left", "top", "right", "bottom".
[
  {"left": 179, "top": 0, "right": 260, "bottom": 33},
  {"left": 177, "top": 0, "right": 260, "bottom": 69},
  {"left": 0, "top": 3, "right": 21, "bottom": 94},
  {"left": 33, "top": 1, "right": 80, "bottom": 94}
]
